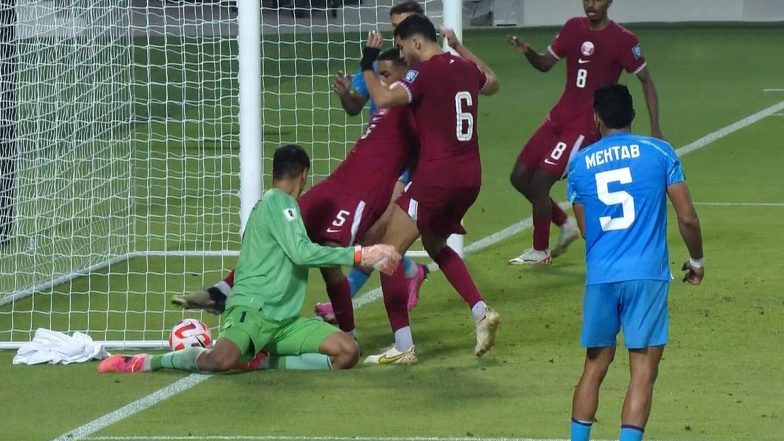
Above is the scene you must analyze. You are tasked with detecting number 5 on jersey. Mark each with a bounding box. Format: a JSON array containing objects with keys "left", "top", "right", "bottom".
[
  {"left": 595, "top": 167, "right": 635, "bottom": 231},
  {"left": 326, "top": 210, "right": 350, "bottom": 233}
]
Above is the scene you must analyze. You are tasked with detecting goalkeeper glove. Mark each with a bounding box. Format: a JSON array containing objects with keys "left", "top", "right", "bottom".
[{"left": 354, "top": 244, "right": 401, "bottom": 275}]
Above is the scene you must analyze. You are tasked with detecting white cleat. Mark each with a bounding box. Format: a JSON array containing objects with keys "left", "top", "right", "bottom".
[
  {"left": 475, "top": 306, "right": 500, "bottom": 357},
  {"left": 552, "top": 218, "right": 580, "bottom": 258},
  {"left": 364, "top": 345, "right": 417, "bottom": 365},
  {"left": 508, "top": 248, "right": 552, "bottom": 265}
]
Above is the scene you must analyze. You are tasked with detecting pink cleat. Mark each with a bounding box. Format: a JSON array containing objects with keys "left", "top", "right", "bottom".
[
  {"left": 406, "top": 264, "right": 428, "bottom": 311},
  {"left": 314, "top": 302, "right": 337, "bottom": 324},
  {"left": 98, "top": 354, "right": 149, "bottom": 374}
]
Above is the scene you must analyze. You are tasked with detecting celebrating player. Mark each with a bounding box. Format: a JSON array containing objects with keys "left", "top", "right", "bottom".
[
  {"left": 358, "top": 15, "right": 500, "bottom": 364},
  {"left": 99, "top": 145, "right": 401, "bottom": 374},
  {"left": 174, "top": 49, "right": 419, "bottom": 338},
  {"left": 565, "top": 84, "right": 703, "bottom": 441},
  {"left": 327, "top": 0, "right": 429, "bottom": 319},
  {"left": 508, "top": 0, "right": 663, "bottom": 265}
]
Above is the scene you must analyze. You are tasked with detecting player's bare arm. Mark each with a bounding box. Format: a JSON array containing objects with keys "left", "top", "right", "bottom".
[
  {"left": 572, "top": 203, "right": 586, "bottom": 239},
  {"left": 361, "top": 32, "right": 408, "bottom": 108},
  {"left": 636, "top": 67, "right": 664, "bottom": 139},
  {"left": 666, "top": 182, "right": 704, "bottom": 285},
  {"left": 442, "top": 28, "right": 499, "bottom": 95},
  {"left": 508, "top": 35, "right": 558, "bottom": 73},
  {"left": 333, "top": 71, "right": 367, "bottom": 116}
]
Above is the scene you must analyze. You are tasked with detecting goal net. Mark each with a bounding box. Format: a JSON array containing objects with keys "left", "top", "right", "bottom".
[{"left": 0, "top": 0, "right": 449, "bottom": 349}]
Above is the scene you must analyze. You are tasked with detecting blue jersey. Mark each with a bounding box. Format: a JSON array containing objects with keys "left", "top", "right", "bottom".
[
  {"left": 567, "top": 132, "right": 684, "bottom": 285},
  {"left": 351, "top": 66, "right": 376, "bottom": 117}
]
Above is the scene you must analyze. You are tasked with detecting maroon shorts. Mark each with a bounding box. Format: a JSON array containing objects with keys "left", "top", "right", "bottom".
[
  {"left": 517, "top": 123, "right": 596, "bottom": 178},
  {"left": 299, "top": 182, "right": 381, "bottom": 247},
  {"left": 395, "top": 182, "right": 480, "bottom": 237}
]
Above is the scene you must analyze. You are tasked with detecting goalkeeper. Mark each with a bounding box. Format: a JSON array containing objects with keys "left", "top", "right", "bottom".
[{"left": 99, "top": 145, "right": 400, "bottom": 374}]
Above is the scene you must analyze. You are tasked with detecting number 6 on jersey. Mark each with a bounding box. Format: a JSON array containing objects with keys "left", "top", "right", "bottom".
[{"left": 455, "top": 91, "right": 474, "bottom": 141}]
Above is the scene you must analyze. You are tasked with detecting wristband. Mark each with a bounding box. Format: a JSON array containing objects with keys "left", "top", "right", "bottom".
[
  {"left": 354, "top": 246, "right": 363, "bottom": 266},
  {"left": 360, "top": 46, "right": 380, "bottom": 71},
  {"left": 689, "top": 257, "right": 704, "bottom": 269}
]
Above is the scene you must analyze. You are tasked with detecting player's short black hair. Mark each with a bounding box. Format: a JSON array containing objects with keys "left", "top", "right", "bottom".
[
  {"left": 272, "top": 144, "right": 310, "bottom": 180},
  {"left": 393, "top": 14, "right": 437, "bottom": 43},
  {"left": 594, "top": 84, "right": 635, "bottom": 129},
  {"left": 389, "top": 1, "right": 423, "bottom": 16},
  {"left": 377, "top": 47, "right": 405, "bottom": 66}
]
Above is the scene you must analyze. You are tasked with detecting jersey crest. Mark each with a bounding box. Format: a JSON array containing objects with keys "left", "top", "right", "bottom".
[
  {"left": 581, "top": 41, "right": 595, "bottom": 56},
  {"left": 283, "top": 208, "right": 297, "bottom": 222},
  {"left": 632, "top": 44, "right": 642, "bottom": 60},
  {"left": 403, "top": 70, "right": 419, "bottom": 84}
]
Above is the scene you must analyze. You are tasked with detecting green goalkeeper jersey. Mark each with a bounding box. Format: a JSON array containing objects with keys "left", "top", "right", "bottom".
[{"left": 227, "top": 188, "right": 355, "bottom": 320}]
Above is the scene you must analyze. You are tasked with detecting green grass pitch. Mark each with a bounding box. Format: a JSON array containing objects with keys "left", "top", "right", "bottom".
[{"left": 1, "top": 24, "right": 783, "bottom": 441}]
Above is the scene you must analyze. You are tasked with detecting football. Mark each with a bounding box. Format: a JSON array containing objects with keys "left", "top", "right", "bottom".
[{"left": 169, "top": 318, "right": 213, "bottom": 351}]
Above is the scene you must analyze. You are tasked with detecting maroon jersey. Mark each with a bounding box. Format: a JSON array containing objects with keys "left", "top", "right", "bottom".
[
  {"left": 394, "top": 53, "right": 488, "bottom": 187},
  {"left": 546, "top": 17, "right": 646, "bottom": 132},
  {"left": 327, "top": 105, "right": 417, "bottom": 211}
]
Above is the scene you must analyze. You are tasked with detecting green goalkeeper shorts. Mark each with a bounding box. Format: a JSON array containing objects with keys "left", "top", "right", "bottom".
[{"left": 219, "top": 305, "right": 339, "bottom": 361}]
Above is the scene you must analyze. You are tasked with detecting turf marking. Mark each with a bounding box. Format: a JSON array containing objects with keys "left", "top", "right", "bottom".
[
  {"left": 763, "top": 88, "right": 784, "bottom": 92},
  {"left": 695, "top": 202, "right": 784, "bottom": 207},
  {"left": 52, "top": 375, "right": 210, "bottom": 441},
  {"left": 54, "top": 99, "right": 784, "bottom": 441},
  {"left": 83, "top": 436, "right": 620, "bottom": 441}
]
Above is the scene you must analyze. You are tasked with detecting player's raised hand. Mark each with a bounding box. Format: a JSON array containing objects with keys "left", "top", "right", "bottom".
[
  {"left": 681, "top": 259, "right": 704, "bottom": 285},
  {"left": 358, "top": 244, "right": 401, "bottom": 275},
  {"left": 332, "top": 71, "right": 351, "bottom": 96},
  {"left": 440, "top": 27, "right": 462, "bottom": 51},
  {"left": 365, "top": 30, "right": 384, "bottom": 49},
  {"left": 361, "top": 31, "right": 383, "bottom": 71},
  {"left": 508, "top": 35, "right": 529, "bottom": 54}
]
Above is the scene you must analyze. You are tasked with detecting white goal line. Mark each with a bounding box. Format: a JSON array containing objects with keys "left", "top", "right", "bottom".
[{"left": 82, "top": 436, "right": 649, "bottom": 441}]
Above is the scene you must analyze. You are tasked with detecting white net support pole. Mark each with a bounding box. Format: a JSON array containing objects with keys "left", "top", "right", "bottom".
[
  {"left": 238, "top": 0, "right": 263, "bottom": 234},
  {"left": 444, "top": 0, "right": 464, "bottom": 258}
]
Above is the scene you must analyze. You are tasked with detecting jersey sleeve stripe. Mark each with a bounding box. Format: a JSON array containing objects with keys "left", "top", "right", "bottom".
[
  {"left": 392, "top": 81, "right": 413, "bottom": 103},
  {"left": 547, "top": 45, "right": 561, "bottom": 60},
  {"left": 631, "top": 61, "right": 648, "bottom": 76}
]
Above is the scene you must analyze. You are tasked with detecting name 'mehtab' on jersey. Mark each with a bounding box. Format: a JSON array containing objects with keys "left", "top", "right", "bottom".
[
  {"left": 393, "top": 52, "right": 489, "bottom": 187},
  {"left": 566, "top": 132, "right": 684, "bottom": 285},
  {"left": 327, "top": 105, "right": 418, "bottom": 210},
  {"left": 547, "top": 17, "right": 647, "bottom": 132}
]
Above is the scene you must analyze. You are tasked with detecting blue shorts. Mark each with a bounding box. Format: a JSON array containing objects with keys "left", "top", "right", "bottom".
[{"left": 581, "top": 280, "right": 669, "bottom": 349}]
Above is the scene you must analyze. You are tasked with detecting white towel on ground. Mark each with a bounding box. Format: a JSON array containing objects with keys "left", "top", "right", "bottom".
[{"left": 12, "top": 328, "right": 109, "bottom": 365}]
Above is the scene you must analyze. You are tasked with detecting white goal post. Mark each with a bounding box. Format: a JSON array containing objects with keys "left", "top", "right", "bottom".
[{"left": 0, "top": 0, "right": 462, "bottom": 350}]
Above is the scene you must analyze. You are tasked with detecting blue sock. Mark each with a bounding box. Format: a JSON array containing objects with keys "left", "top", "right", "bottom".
[
  {"left": 346, "top": 267, "right": 371, "bottom": 297},
  {"left": 402, "top": 255, "right": 416, "bottom": 277},
  {"left": 570, "top": 418, "right": 592, "bottom": 441},
  {"left": 620, "top": 425, "right": 644, "bottom": 441}
]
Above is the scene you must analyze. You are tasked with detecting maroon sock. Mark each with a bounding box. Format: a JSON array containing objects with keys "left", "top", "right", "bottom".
[
  {"left": 433, "top": 246, "right": 483, "bottom": 308},
  {"left": 326, "top": 278, "right": 355, "bottom": 332},
  {"left": 551, "top": 198, "right": 568, "bottom": 226},
  {"left": 533, "top": 216, "right": 551, "bottom": 251},
  {"left": 380, "top": 265, "right": 409, "bottom": 332}
]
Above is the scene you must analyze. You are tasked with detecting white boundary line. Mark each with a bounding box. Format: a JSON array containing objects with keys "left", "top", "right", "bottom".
[
  {"left": 52, "top": 375, "right": 210, "bottom": 441},
  {"left": 695, "top": 202, "right": 784, "bottom": 207},
  {"left": 763, "top": 88, "right": 784, "bottom": 92},
  {"left": 674, "top": 100, "right": 784, "bottom": 157},
  {"left": 82, "top": 436, "right": 608, "bottom": 441},
  {"left": 54, "top": 100, "right": 784, "bottom": 441}
]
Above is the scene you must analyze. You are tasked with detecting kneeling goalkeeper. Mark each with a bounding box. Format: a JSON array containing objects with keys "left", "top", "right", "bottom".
[{"left": 99, "top": 144, "right": 400, "bottom": 374}]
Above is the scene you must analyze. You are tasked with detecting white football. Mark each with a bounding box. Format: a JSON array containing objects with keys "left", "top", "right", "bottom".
[{"left": 169, "top": 318, "right": 212, "bottom": 351}]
